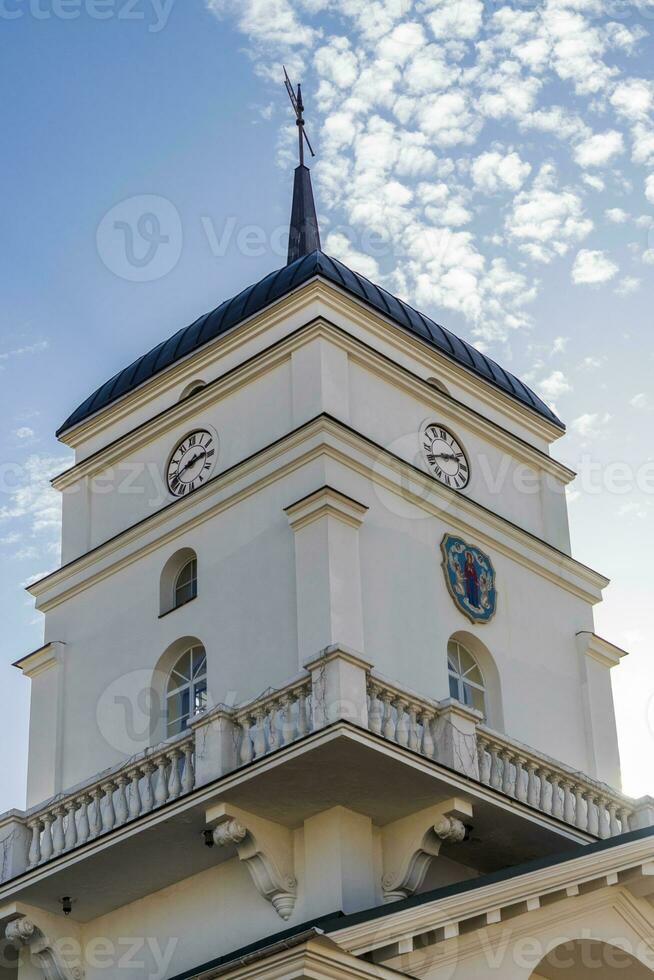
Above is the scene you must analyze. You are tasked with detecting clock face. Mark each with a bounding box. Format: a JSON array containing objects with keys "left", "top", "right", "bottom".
[
  {"left": 421, "top": 423, "right": 470, "bottom": 490},
  {"left": 167, "top": 429, "right": 218, "bottom": 498}
]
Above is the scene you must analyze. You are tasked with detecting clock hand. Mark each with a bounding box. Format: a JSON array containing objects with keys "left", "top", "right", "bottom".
[{"left": 179, "top": 450, "right": 206, "bottom": 476}]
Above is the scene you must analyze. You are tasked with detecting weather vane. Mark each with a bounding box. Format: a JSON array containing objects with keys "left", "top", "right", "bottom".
[{"left": 284, "top": 66, "right": 316, "bottom": 168}]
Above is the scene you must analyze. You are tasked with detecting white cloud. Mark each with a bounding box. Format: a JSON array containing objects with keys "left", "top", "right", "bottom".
[
  {"left": 14, "top": 427, "right": 35, "bottom": 440},
  {"left": 610, "top": 78, "right": 654, "bottom": 122},
  {"left": 471, "top": 149, "right": 531, "bottom": 194},
  {"left": 630, "top": 393, "right": 650, "bottom": 409},
  {"left": 646, "top": 174, "right": 654, "bottom": 205},
  {"left": 571, "top": 249, "right": 619, "bottom": 285},
  {"left": 642, "top": 249, "right": 654, "bottom": 266},
  {"left": 571, "top": 412, "right": 611, "bottom": 438},
  {"left": 324, "top": 231, "right": 380, "bottom": 279},
  {"left": 573, "top": 130, "right": 624, "bottom": 168},
  {"left": 615, "top": 276, "right": 641, "bottom": 296},
  {"left": 604, "top": 208, "right": 629, "bottom": 224},
  {"left": 0, "top": 454, "right": 71, "bottom": 549},
  {"left": 537, "top": 370, "right": 571, "bottom": 401},
  {"left": 506, "top": 165, "right": 593, "bottom": 262}
]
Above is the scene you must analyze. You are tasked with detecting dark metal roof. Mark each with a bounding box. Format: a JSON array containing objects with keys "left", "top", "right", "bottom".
[{"left": 57, "top": 251, "right": 563, "bottom": 436}]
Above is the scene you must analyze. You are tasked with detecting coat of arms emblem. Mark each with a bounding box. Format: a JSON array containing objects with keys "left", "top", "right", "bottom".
[{"left": 441, "top": 534, "right": 497, "bottom": 624}]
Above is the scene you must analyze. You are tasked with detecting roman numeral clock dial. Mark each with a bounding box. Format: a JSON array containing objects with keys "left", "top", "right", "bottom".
[
  {"left": 421, "top": 423, "right": 470, "bottom": 490},
  {"left": 166, "top": 429, "right": 218, "bottom": 498}
]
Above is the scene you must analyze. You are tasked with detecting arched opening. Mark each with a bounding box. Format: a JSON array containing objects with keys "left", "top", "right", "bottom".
[
  {"left": 532, "top": 939, "right": 654, "bottom": 978},
  {"left": 160, "top": 548, "right": 198, "bottom": 616},
  {"left": 448, "top": 631, "right": 504, "bottom": 731},
  {"left": 426, "top": 377, "right": 449, "bottom": 395},
  {"left": 179, "top": 379, "right": 207, "bottom": 401}
]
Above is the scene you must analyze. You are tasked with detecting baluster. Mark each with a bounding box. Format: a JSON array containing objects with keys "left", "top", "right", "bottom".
[
  {"left": 253, "top": 708, "right": 267, "bottom": 758},
  {"left": 526, "top": 763, "right": 540, "bottom": 808},
  {"left": 478, "top": 738, "right": 491, "bottom": 784},
  {"left": 574, "top": 785, "right": 587, "bottom": 830},
  {"left": 154, "top": 759, "right": 169, "bottom": 805},
  {"left": 40, "top": 814, "right": 54, "bottom": 862},
  {"left": 101, "top": 782, "right": 116, "bottom": 831},
  {"left": 538, "top": 768, "right": 551, "bottom": 813},
  {"left": 619, "top": 807, "right": 631, "bottom": 835},
  {"left": 52, "top": 806, "right": 66, "bottom": 856},
  {"left": 140, "top": 763, "right": 155, "bottom": 813},
  {"left": 395, "top": 700, "right": 409, "bottom": 747},
  {"left": 281, "top": 695, "right": 295, "bottom": 745},
  {"left": 514, "top": 757, "right": 528, "bottom": 803},
  {"left": 64, "top": 801, "right": 78, "bottom": 850},
  {"left": 297, "top": 689, "right": 310, "bottom": 737},
  {"left": 367, "top": 684, "right": 382, "bottom": 735},
  {"left": 608, "top": 802, "right": 620, "bottom": 837},
  {"left": 489, "top": 743, "right": 503, "bottom": 790},
  {"left": 27, "top": 819, "right": 41, "bottom": 867},
  {"left": 239, "top": 716, "right": 254, "bottom": 764},
  {"left": 563, "top": 780, "right": 576, "bottom": 825},
  {"left": 421, "top": 710, "right": 435, "bottom": 758},
  {"left": 501, "top": 751, "right": 514, "bottom": 797},
  {"left": 587, "top": 793, "right": 600, "bottom": 836},
  {"left": 597, "top": 797, "right": 610, "bottom": 839},
  {"left": 89, "top": 788, "right": 103, "bottom": 838},
  {"left": 407, "top": 706, "right": 420, "bottom": 752},
  {"left": 382, "top": 694, "right": 395, "bottom": 741},
  {"left": 77, "top": 796, "right": 91, "bottom": 845},
  {"left": 127, "top": 768, "right": 142, "bottom": 820},
  {"left": 267, "top": 702, "right": 279, "bottom": 752},
  {"left": 167, "top": 751, "right": 182, "bottom": 800},
  {"left": 114, "top": 776, "right": 129, "bottom": 825},
  {"left": 182, "top": 741, "right": 195, "bottom": 794},
  {"left": 550, "top": 776, "right": 563, "bottom": 819}
]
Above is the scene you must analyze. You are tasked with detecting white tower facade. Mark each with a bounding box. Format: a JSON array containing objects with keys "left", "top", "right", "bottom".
[{"left": 1, "top": 166, "right": 653, "bottom": 980}]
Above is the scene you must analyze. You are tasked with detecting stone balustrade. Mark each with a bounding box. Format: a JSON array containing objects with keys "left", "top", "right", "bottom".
[
  {"left": 233, "top": 677, "right": 313, "bottom": 764},
  {"left": 1, "top": 648, "right": 651, "bottom": 888},
  {"left": 476, "top": 727, "right": 635, "bottom": 838},
  {"left": 24, "top": 732, "right": 195, "bottom": 869}
]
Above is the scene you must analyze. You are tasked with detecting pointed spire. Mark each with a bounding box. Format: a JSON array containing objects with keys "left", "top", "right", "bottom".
[
  {"left": 287, "top": 164, "right": 321, "bottom": 264},
  {"left": 283, "top": 67, "right": 321, "bottom": 265}
]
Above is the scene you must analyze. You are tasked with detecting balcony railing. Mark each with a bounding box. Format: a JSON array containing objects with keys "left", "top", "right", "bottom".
[{"left": 2, "top": 648, "right": 652, "bottom": 887}]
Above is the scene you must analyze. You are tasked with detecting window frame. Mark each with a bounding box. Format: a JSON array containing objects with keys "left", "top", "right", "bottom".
[
  {"left": 166, "top": 644, "right": 208, "bottom": 737},
  {"left": 173, "top": 557, "right": 198, "bottom": 610},
  {"left": 447, "top": 639, "right": 486, "bottom": 718}
]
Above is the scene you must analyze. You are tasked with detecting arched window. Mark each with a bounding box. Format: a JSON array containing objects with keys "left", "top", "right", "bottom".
[
  {"left": 166, "top": 644, "right": 207, "bottom": 737},
  {"left": 448, "top": 639, "right": 486, "bottom": 716},
  {"left": 174, "top": 557, "right": 197, "bottom": 609},
  {"left": 160, "top": 548, "right": 197, "bottom": 616}
]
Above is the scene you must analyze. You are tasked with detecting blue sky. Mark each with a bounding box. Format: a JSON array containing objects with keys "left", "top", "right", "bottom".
[{"left": 0, "top": 0, "right": 652, "bottom": 811}]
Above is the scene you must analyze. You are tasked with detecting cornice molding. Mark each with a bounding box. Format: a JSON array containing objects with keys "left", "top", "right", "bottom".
[
  {"left": 576, "top": 631, "right": 630, "bottom": 669},
  {"left": 53, "top": 318, "right": 574, "bottom": 491},
  {"left": 330, "top": 832, "right": 654, "bottom": 956},
  {"left": 30, "top": 417, "right": 608, "bottom": 612},
  {"left": 285, "top": 485, "right": 369, "bottom": 531}
]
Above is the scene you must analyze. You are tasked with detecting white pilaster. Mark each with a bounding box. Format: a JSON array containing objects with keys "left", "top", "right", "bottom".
[
  {"left": 15, "top": 643, "right": 67, "bottom": 808},
  {"left": 303, "top": 806, "right": 376, "bottom": 917},
  {"left": 285, "top": 486, "right": 368, "bottom": 665},
  {"left": 576, "top": 632, "right": 626, "bottom": 788}
]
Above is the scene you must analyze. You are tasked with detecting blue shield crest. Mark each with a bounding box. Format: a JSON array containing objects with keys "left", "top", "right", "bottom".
[{"left": 441, "top": 534, "right": 497, "bottom": 624}]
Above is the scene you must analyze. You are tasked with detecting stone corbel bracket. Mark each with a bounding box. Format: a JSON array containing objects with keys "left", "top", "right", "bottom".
[
  {"left": 381, "top": 798, "right": 473, "bottom": 902},
  {"left": 206, "top": 803, "right": 297, "bottom": 921},
  {"left": 5, "top": 915, "right": 84, "bottom": 980}
]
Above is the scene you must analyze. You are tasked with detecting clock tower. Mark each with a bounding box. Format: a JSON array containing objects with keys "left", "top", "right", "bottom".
[{"left": 1, "top": 87, "right": 653, "bottom": 980}]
